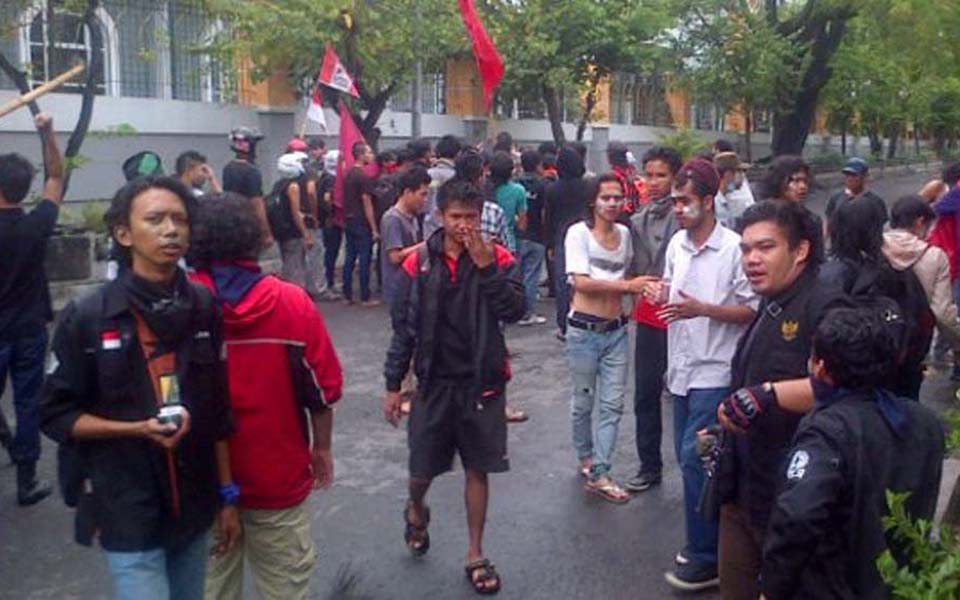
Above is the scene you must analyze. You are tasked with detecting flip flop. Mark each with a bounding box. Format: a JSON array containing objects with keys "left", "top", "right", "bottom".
[
  {"left": 465, "top": 558, "right": 501, "bottom": 595},
  {"left": 585, "top": 478, "right": 630, "bottom": 504},
  {"left": 403, "top": 500, "right": 430, "bottom": 556}
]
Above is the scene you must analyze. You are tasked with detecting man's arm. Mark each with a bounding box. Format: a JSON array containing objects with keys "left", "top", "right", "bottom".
[
  {"left": 310, "top": 408, "right": 334, "bottom": 488},
  {"left": 35, "top": 113, "right": 63, "bottom": 203},
  {"left": 362, "top": 192, "right": 378, "bottom": 239},
  {"left": 204, "top": 164, "right": 223, "bottom": 194},
  {"left": 287, "top": 182, "right": 313, "bottom": 245}
]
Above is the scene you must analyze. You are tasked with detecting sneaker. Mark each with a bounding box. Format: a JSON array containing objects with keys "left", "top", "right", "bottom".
[
  {"left": 555, "top": 330, "right": 566, "bottom": 342},
  {"left": 315, "top": 290, "right": 343, "bottom": 302},
  {"left": 624, "top": 470, "right": 662, "bottom": 492},
  {"left": 674, "top": 548, "right": 690, "bottom": 565},
  {"left": 531, "top": 314, "right": 547, "bottom": 324},
  {"left": 517, "top": 314, "right": 538, "bottom": 326},
  {"left": 664, "top": 560, "right": 719, "bottom": 592}
]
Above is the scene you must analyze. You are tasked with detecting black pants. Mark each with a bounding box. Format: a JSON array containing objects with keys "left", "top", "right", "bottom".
[{"left": 634, "top": 323, "right": 667, "bottom": 475}]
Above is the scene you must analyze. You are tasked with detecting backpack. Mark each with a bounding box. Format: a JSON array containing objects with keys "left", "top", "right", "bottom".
[
  {"left": 847, "top": 260, "right": 936, "bottom": 381},
  {"left": 265, "top": 178, "right": 300, "bottom": 242}
]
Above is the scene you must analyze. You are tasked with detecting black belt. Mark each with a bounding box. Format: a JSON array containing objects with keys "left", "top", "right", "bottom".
[{"left": 567, "top": 313, "right": 629, "bottom": 333}]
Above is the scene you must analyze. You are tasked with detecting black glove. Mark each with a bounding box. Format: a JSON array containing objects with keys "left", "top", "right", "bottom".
[{"left": 721, "top": 383, "right": 776, "bottom": 430}]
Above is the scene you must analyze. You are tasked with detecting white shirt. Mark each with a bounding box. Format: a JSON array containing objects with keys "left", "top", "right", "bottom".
[
  {"left": 564, "top": 221, "right": 633, "bottom": 282},
  {"left": 663, "top": 222, "right": 758, "bottom": 396}
]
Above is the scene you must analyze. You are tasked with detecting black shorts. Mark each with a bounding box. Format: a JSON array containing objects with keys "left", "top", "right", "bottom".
[{"left": 408, "top": 381, "right": 509, "bottom": 479}]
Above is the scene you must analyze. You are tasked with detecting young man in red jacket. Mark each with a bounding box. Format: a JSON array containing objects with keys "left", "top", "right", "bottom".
[{"left": 190, "top": 193, "right": 343, "bottom": 600}]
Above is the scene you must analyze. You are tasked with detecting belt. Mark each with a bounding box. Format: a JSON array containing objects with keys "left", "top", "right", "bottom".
[{"left": 567, "top": 314, "right": 629, "bottom": 333}]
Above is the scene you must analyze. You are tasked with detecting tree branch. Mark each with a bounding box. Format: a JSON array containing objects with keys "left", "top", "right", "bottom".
[{"left": 61, "top": 0, "right": 102, "bottom": 196}]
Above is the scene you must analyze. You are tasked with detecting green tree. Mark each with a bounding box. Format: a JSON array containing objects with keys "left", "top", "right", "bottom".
[{"left": 206, "top": 0, "right": 464, "bottom": 146}]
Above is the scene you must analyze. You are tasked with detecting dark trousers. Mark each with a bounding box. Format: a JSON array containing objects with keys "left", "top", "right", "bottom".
[
  {"left": 0, "top": 328, "right": 48, "bottom": 465},
  {"left": 553, "top": 239, "right": 570, "bottom": 333},
  {"left": 322, "top": 225, "right": 343, "bottom": 290},
  {"left": 343, "top": 224, "right": 373, "bottom": 302},
  {"left": 718, "top": 502, "right": 766, "bottom": 600},
  {"left": 634, "top": 324, "right": 666, "bottom": 475}
]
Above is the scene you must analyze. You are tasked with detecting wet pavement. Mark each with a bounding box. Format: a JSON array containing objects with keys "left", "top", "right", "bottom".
[{"left": 0, "top": 164, "right": 955, "bottom": 599}]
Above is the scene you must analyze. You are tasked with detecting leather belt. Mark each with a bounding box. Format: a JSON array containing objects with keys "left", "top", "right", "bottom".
[{"left": 567, "top": 314, "right": 629, "bottom": 334}]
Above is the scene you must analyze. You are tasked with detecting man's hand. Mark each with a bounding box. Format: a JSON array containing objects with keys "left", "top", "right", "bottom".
[
  {"left": 464, "top": 227, "right": 495, "bottom": 269},
  {"left": 372, "top": 229, "right": 381, "bottom": 243},
  {"left": 624, "top": 275, "right": 657, "bottom": 295},
  {"left": 384, "top": 391, "right": 403, "bottom": 427},
  {"left": 719, "top": 384, "right": 776, "bottom": 433},
  {"left": 304, "top": 232, "right": 315, "bottom": 250},
  {"left": 142, "top": 408, "right": 191, "bottom": 450},
  {"left": 210, "top": 505, "right": 242, "bottom": 558},
  {"left": 657, "top": 290, "right": 706, "bottom": 323},
  {"left": 717, "top": 402, "right": 746, "bottom": 435},
  {"left": 311, "top": 447, "right": 334, "bottom": 489},
  {"left": 34, "top": 113, "right": 53, "bottom": 132}
]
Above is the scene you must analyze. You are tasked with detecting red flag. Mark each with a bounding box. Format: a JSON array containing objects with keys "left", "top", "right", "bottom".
[
  {"left": 332, "top": 101, "right": 367, "bottom": 227},
  {"left": 458, "top": 0, "right": 504, "bottom": 111},
  {"left": 319, "top": 46, "right": 359, "bottom": 98}
]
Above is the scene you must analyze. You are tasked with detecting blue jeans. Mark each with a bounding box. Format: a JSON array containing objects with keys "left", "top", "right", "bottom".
[
  {"left": 566, "top": 324, "right": 629, "bottom": 477},
  {"left": 0, "top": 328, "right": 48, "bottom": 465},
  {"left": 553, "top": 240, "right": 571, "bottom": 333},
  {"left": 673, "top": 387, "right": 728, "bottom": 566},
  {"left": 322, "top": 225, "right": 343, "bottom": 290},
  {"left": 105, "top": 533, "right": 209, "bottom": 600},
  {"left": 518, "top": 239, "right": 546, "bottom": 316},
  {"left": 343, "top": 222, "right": 373, "bottom": 302}
]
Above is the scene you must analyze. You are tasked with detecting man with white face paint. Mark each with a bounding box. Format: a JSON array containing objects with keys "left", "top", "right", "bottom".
[{"left": 654, "top": 158, "right": 758, "bottom": 591}]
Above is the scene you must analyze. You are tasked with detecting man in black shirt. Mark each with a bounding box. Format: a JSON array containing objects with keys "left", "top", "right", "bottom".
[
  {"left": 342, "top": 141, "right": 379, "bottom": 305},
  {"left": 223, "top": 126, "right": 272, "bottom": 248},
  {"left": 516, "top": 150, "right": 549, "bottom": 325},
  {"left": 0, "top": 113, "right": 62, "bottom": 506},
  {"left": 825, "top": 157, "right": 888, "bottom": 231}
]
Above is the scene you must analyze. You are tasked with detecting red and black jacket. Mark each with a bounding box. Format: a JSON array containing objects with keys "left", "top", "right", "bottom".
[{"left": 384, "top": 229, "right": 526, "bottom": 395}]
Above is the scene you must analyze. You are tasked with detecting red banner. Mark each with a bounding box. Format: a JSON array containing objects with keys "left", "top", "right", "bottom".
[{"left": 458, "top": 0, "right": 504, "bottom": 111}]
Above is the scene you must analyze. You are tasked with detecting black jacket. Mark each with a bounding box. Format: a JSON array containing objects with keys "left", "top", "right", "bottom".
[
  {"left": 544, "top": 147, "right": 588, "bottom": 250},
  {"left": 761, "top": 389, "right": 943, "bottom": 599},
  {"left": 384, "top": 229, "right": 525, "bottom": 394},
  {"left": 40, "top": 278, "right": 232, "bottom": 552}
]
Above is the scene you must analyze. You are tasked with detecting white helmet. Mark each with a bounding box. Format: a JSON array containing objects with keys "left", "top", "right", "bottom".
[
  {"left": 276, "top": 151, "right": 308, "bottom": 178},
  {"left": 324, "top": 149, "right": 340, "bottom": 176}
]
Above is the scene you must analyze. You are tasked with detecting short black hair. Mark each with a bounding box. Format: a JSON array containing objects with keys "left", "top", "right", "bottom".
[
  {"left": 891, "top": 194, "right": 936, "bottom": 229},
  {"left": 739, "top": 200, "right": 824, "bottom": 266},
  {"left": 493, "top": 131, "right": 513, "bottom": 153},
  {"left": 376, "top": 149, "right": 397, "bottom": 166},
  {"left": 454, "top": 149, "right": 485, "bottom": 183},
  {"left": 607, "top": 141, "right": 629, "bottom": 168},
  {"left": 395, "top": 148, "right": 414, "bottom": 165},
  {"left": 398, "top": 166, "right": 431, "bottom": 195},
  {"left": 437, "top": 179, "right": 484, "bottom": 213},
  {"left": 0, "top": 153, "right": 35, "bottom": 203},
  {"left": 568, "top": 141, "right": 588, "bottom": 160},
  {"left": 190, "top": 192, "right": 263, "bottom": 264},
  {"left": 763, "top": 155, "right": 810, "bottom": 200},
  {"left": 537, "top": 141, "right": 557, "bottom": 156},
  {"left": 307, "top": 137, "right": 326, "bottom": 150},
  {"left": 351, "top": 141, "right": 368, "bottom": 159},
  {"left": 714, "top": 139, "right": 735, "bottom": 153},
  {"left": 104, "top": 176, "right": 196, "bottom": 264},
  {"left": 520, "top": 150, "right": 542, "bottom": 173},
  {"left": 435, "top": 135, "right": 462, "bottom": 160},
  {"left": 943, "top": 162, "right": 960, "bottom": 189},
  {"left": 175, "top": 150, "right": 206, "bottom": 176},
  {"left": 489, "top": 151, "right": 515, "bottom": 188},
  {"left": 813, "top": 307, "right": 898, "bottom": 389},
  {"left": 584, "top": 173, "right": 624, "bottom": 228},
  {"left": 829, "top": 195, "right": 885, "bottom": 263},
  {"left": 641, "top": 146, "right": 683, "bottom": 174},
  {"left": 409, "top": 138, "right": 432, "bottom": 161}
]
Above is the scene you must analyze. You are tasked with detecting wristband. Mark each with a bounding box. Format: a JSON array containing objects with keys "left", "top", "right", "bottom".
[{"left": 218, "top": 483, "right": 240, "bottom": 506}]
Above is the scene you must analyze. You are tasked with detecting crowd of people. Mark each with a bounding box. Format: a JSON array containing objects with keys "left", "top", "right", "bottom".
[{"left": 0, "top": 111, "right": 957, "bottom": 599}]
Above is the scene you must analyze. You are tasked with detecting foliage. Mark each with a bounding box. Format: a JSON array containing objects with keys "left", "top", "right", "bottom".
[
  {"left": 877, "top": 490, "right": 960, "bottom": 599},
  {"left": 90, "top": 123, "right": 138, "bottom": 139},
  {"left": 946, "top": 409, "right": 960, "bottom": 455},
  {"left": 657, "top": 128, "right": 708, "bottom": 161}
]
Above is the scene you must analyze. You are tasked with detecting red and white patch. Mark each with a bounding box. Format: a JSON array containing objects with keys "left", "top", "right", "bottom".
[{"left": 101, "top": 330, "right": 122, "bottom": 351}]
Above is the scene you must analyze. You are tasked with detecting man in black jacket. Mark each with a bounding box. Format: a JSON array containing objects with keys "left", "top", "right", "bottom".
[
  {"left": 41, "top": 177, "right": 240, "bottom": 600},
  {"left": 383, "top": 179, "right": 525, "bottom": 595},
  {"left": 760, "top": 307, "right": 943, "bottom": 599},
  {"left": 544, "top": 146, "right": 588, "bottom": 339}
]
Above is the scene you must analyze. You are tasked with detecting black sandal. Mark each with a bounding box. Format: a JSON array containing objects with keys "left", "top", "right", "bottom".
[
  {"left": 403, "top": 500, "right": 430, "bottom": 556},
  {"left": 465, "top": 558, "right": 501, "bottom": 595}
]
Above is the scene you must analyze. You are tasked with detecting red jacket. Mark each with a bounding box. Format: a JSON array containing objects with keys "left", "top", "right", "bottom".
[{"left": 191, "top": 271, "right": 343, "bottom": 509}]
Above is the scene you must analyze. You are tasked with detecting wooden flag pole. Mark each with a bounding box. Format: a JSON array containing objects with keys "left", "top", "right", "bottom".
[{"left": 0, "top": 63, "right": 86, "bottom": 119}]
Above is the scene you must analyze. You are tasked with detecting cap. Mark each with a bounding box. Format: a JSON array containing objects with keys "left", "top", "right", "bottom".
[
  {"left": 842, "top": 157, "right": 869, "bottom": 175},
  {"left": 714, "top": 151, "right": 750, "bottom": 174},
  {"left": 678, "top": 158, "right": 720, "bottom": 197},
  {"left": 122, "top": 151, "right": 164, "bottom": 182},
  {"left": 286, "top": 137, "right": 309, "bottom": 153}
]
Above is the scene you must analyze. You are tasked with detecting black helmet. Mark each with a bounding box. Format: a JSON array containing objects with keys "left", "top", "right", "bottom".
[{"left": 229, "top": 126, "right": 264, "bottom": 154}]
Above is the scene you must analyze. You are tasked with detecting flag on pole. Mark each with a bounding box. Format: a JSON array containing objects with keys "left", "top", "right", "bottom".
[
  {"left": 332, "top": 101, "right": 367, "bottom": 227},
  {"left": 305, "top": 84, "right": 327, "bottom": 130},
  {"left": 458, "top": 0, "right": 504, "bottom": 111},
  {"left": 319, "top": 46, "right": 359, "bottom": 98}
]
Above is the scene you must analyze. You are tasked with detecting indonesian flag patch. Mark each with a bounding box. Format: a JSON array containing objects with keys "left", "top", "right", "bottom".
[{"left": 101, "top": 330, "right": 122, "bottom": 350}]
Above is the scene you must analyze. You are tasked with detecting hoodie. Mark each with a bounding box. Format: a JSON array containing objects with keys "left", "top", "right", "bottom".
[
  {"left": 883, "top": 229, "right": 960, "bottom": 347},
  {"left": 191, "top": 269, "right": 343, "bottom": 509},
  {"left": 544, "top": 147, "right": 588, "bottom": 249}
]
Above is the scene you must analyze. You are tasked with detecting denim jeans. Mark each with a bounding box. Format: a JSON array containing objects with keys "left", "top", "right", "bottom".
[
  {"left": 303, "top": 227, "right": 327, "bottom": 296},
  {"left": 322, "top": 225, "right": 343, "bottom": 290},
  {"left": 553, "top": 240, "right": 571, "bottom": 333},
  {"left": 634, "top": 324, "right": 667, "bottom": 475},
  {"left": 279, "top": 237, "right": 309, "bottom": 292},
  {"left": 673, "top": 387, "right": 728, "bottom": 566},
  {"left": 105, "top": 532, "right": 209, "bottom": 600},
  {"left": 342, "top": 223, "right": 373, "bottom": 302},
  {"left": 518, "top": 239, "right": 546, "bottom": 316},
  {"left": 566, "top": 324, "right": 629, "bottom": 477},
  {"left": 0, "top": 327, "right": 48, "bottom": 465}
]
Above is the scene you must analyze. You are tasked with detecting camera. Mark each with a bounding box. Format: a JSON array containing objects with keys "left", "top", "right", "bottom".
[{"left": 157, "top": 404, "right": 184, "bottom": 433}]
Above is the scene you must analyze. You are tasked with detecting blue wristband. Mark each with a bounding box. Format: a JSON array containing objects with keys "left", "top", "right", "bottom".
[{"left": 218, "top": 483, "right": 240, "bottom": 506}]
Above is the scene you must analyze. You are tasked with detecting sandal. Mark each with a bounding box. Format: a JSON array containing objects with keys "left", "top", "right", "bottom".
[
  {"left": 403, "top": 500, "right": 430, "bottom": 556},
  {"left": 585, "top": 477, "right": 630, "bottom": 504},
  {"left": 464, "top": 558, "right": 501, "bottom": 595},
  {"left": 505, "top": 406, "right": 529, "bottom": 423}
]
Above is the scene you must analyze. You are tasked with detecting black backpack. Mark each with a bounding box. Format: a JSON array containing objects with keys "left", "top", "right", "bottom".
[{"left": 265, "top": 178, "right": 300, "bottom": 242}]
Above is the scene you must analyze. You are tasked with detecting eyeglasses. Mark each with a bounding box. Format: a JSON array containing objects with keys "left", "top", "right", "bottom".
[{"left": 598, "top": 194, "right": 625, "bottom": 202}]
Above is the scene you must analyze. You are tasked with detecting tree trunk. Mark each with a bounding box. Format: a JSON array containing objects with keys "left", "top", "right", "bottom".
[
  {"left": 841, "top": 124, "right": 847, "bottom": 155},
  {"left": 354, "top": 81, "right": 397, "bottom": 150},
  {"left": 61, "top": 0, "right": 103, "bottom": 196},
  {"left": 914, "top": 129, "right": 921, "bottom": 158},
  {"left": 743, "top": 110, "right": 753, "bottom": 162},
  {"left": 576, "top": 71, "right": 603, "bottom": 142},
  {"left": 887, "top": 129, "right": 899, "bottom": 160},
  {"left": 542, "top": 83, "right": 566, "bottom": 145},
  {"left": 868, "top": 131, "right": 882, "bottom": 157}
]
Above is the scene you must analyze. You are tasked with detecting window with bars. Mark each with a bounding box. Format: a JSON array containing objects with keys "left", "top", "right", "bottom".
[
  {"left": 388, "top": 72, "right": 446, "bottom": 114},
  {"left": 27, "top": 5, "right": 110, "bottom": 95}
]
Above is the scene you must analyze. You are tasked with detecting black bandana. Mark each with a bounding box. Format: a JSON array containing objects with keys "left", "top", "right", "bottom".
[{"left": 121, "top": 269, "right": 195, "bottom": 353}]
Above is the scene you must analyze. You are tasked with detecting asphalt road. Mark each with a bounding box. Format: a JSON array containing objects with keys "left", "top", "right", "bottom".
[{"left": 0, "top": 164, "right": 953, "bottom": 600}]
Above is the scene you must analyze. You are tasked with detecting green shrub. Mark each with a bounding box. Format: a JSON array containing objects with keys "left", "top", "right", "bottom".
[{"left": 657, "top": 128, "right": 709, "bottom": 161}]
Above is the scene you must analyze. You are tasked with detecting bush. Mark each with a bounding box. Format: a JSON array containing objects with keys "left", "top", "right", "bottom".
[
  {"left": 808, "top": 151, "right": 845, "bottom": 171},
  {"left": 657, "top": 128, "right": 710, "bottom": 161}
]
